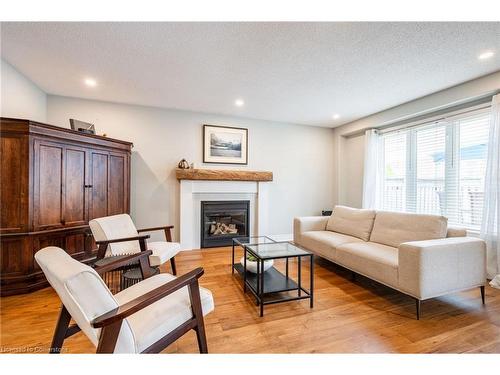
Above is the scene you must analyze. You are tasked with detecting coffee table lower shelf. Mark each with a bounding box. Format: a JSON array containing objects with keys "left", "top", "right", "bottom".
[{"left": 233, "top": 263, "right": 312, "bottom": 316}]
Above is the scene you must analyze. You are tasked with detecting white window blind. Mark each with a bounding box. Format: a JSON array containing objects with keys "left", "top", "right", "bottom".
[{"left": 378, "top": 108, "right": 490, "bottom": 230}]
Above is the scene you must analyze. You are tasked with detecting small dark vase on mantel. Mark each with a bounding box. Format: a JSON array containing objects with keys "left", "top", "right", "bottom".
[{"left": 178, "top": 159, "right": 190, "bottom": 169}]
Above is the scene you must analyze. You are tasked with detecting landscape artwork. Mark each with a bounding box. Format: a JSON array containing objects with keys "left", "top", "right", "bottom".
[{"left": 203, "top": 125, "right": 248, "bottom": 164}]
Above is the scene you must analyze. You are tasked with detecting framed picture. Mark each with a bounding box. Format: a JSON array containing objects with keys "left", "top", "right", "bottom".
[
  {"left": 203, "top": 125, "right": 248, "bottom": 165},
  {"left": 69, "top": 118, "right": 95, "bottom": 134}
]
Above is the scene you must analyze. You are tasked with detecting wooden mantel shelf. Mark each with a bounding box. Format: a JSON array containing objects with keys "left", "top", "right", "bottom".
[{"left": 176, "top": 168, "right": 273, "bottom": 182}]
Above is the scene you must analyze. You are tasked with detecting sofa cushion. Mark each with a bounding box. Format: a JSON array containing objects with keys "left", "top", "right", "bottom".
[
  {"left": 326, "top": 205, "right": 376, "bottom": 241},
  {"left": 370, "top": 211, "right": 447, "bottom": 248},
  {"left": 335, "top": 242, "right": 399, "bottom": 288},
  {"left": 300, "top": 231, "right": 362, "bottom": 260}
]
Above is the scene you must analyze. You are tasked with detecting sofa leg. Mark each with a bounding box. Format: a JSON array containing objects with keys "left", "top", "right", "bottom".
[
  {"left": 415, "top": 299, "right": 421, "bottom": 320},
  {"left": 480, "top": 286, "right": 485, "bottom": 305}
]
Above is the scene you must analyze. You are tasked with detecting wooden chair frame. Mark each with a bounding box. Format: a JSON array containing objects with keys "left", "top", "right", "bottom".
[
  {"left": 137, "top": 225, "right": 176, "bottom": 275},
  {"left": 95, "top": 225, "right": 177, "bottom": 275},
  {"left": 49, "top": 250, "right": 208, "bottom": 354}
]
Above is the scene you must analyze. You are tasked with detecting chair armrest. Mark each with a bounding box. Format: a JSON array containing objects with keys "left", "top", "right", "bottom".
[
  {"left": 91, "top": 267, "right": 204, "bottom": 328},
  {"left": 94, "top": 251, "right": 153, "bottom": 275},
  {"left": 137, "top": 225, "right": 174, "bottom": 242},
  {"left": 95, "top": 234, "right": 150, "bottom": 245},
  {"left": 137, "top": 225, "right": 174, "bottom": 233},
  {"left": 293, "top": 216, "right": 329, "bottom": 245},
  {"left": 398, "top": 237, "right": 486, "bottom": 300}
]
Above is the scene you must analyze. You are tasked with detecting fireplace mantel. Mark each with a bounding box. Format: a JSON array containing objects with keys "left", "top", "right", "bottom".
[{"left": 176, "top": 168, "right": 273, "bottom": 182}]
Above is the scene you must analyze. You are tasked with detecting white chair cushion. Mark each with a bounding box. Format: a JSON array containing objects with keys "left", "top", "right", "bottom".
[
  {"left": 147, "top": 241, "right": 181, "bottom": 267},
  {"left": 114, "top": 273, "right": 215, "bottom": 353},
  {"left": 326, "top": 205, "right": 376, "bottom": 241},
  {"left": 89, "top": 214, "right": 140, "bottom": 256}
]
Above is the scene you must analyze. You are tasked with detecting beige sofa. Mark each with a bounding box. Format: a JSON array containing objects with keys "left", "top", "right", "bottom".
[{"left": 294, "top": 206, "right": 487, "bottom": 319}]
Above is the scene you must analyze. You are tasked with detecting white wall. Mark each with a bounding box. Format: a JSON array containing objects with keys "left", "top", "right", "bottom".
[
  {"left": 343, "top": 134, "right": 365, "bottom": 207},
  {"left": 46, "top": 95, "right": 335, "bottom": 242},
  {"left": 333, "top": 71, "right": 500, "bottom": 208},
  {"left": 0, "top": 59, "right": 47, "bottom": 122}
]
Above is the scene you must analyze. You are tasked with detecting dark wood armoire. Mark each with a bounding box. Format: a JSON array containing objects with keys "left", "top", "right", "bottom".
[{"left": 0, "top": 117, "right": 133, "bottom": 296}]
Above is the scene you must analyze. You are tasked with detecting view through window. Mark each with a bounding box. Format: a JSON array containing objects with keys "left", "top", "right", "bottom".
[{"left": 379, "top": 108, "right": 490, "bottom": 230}]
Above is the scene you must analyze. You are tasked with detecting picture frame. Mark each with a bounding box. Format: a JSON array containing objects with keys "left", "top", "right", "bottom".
[
  {"left": 203, "top": 124, "right": 248, "bottom": 165},
  {"left": 69, "top": 118, "right": 96, "bottom": 135}
]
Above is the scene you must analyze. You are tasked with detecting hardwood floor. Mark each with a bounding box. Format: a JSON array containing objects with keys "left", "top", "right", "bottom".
[{"left": 1, "top": 247, "right": 500, "bottom": 353}]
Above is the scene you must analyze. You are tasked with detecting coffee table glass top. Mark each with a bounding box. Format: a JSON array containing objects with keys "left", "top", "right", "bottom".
[
  {"left": 233, "top": 236, "right": 276, "bottom": 246},
  {"left": 246, "top": 241, "right": 310, "bottom": 259}
]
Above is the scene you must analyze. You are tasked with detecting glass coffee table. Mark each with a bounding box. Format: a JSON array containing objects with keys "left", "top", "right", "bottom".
[{"left": 232, "top": 237, "right": 314, "bottom": 316}]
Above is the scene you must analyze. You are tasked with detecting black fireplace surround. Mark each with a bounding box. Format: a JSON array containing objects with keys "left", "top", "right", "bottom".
[{"left": 200, "top": 200, "right": 250, "bottom": 248}]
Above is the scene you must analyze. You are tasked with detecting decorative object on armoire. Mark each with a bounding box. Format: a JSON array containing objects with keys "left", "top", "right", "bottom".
[
  {"left": 0, "top": 117, "right": 133, "bottom": 296},
  {"left": 178, "top": 158, "right": 190, "bottom": 169},
  {"left": 69, "top": 118, "right": 96, "bottom": 134},
  {"left": 203, "top": 124, "right": 248, "bottom": 165}
]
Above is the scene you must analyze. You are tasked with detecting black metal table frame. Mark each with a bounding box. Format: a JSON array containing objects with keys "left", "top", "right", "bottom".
[
  {"left": 232, "top": 238, "right": 314, "bottom": 317},
  {"left": 231, "top": 236, "right": 276, "bottom": 275}
]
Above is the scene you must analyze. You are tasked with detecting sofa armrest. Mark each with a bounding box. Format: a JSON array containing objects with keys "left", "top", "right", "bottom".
[
  {"left": 398, "top": 237, "right": 486, "bottom": 300},
  {"left": 293, "top": 216, "right": 329, "bottom": 245}
]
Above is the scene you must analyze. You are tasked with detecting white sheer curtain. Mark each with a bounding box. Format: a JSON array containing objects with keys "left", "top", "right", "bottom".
[
  {"left": 481, "top": 94, "right": 500, "bottom": 288},
  {"left": 362, "top": 129, "right": 381, "bottom": 209}
]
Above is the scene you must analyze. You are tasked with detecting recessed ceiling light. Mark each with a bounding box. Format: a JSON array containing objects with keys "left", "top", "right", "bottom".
[
  {"left": 478, "top": 51, "right": 494, "bottom": 60},
  {"left": 332, "top": 114, "right": 340, "bottom": 120},
  {"left": 84, "top": 78, "right": 97, "bottom": 87},
  {"left": 235, "top": 99, "right": 244, "bottom": 107}
]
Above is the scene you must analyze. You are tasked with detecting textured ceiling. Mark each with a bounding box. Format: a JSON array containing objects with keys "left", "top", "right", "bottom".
[{"left": 1, "top": 22, "right": 499, "bottom": 127}]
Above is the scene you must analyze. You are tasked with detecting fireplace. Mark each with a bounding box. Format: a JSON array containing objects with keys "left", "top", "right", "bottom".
[{"left": 200, "top": 200, "right": 250, "bottom": 248}]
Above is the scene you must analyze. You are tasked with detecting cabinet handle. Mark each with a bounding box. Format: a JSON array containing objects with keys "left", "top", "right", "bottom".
[{"left": 84, "top": 184, "right": 93, "bottom": 188}]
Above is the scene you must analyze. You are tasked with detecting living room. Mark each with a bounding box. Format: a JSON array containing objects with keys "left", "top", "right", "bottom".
[{"left": 1, "top": 1, "right": 500, "bottom": 372}]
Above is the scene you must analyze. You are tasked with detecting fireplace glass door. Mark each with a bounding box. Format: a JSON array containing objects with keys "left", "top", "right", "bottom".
[{"left": 201, "top": 200, "right": 250, "bottom": 248}]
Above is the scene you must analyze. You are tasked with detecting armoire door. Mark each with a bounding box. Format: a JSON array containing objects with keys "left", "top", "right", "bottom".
[
  {"left": 33, "top": 139, "right": 64, "bottom": 230},
  {"left": 89, "top": 149, "right": 109, "bottom": 220},
  {"left": 62, "top": 145, "right": 88, "bottom": 227},
  {"left": 108, "top": 152, "right": 129, "bottom": 215},
  {"left": 88, "top": 149, "right": 129, "bottom": 220}
]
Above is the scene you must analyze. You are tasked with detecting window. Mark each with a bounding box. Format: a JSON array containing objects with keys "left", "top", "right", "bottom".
[{"left": 378, "top": 108, "right": 490, "bottom": 230}]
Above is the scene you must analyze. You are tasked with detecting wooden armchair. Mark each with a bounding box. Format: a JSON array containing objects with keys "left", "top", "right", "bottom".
[
  {"left": 89, "top": 214, "right": 180, "bottom": 276},
  {"left": 35, "top": 247, "right": 214, "bottom": 354}
]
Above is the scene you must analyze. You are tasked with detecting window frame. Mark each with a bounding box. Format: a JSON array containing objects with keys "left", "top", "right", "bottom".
[{"left": 377, "top": 106, "right": 490, "bottom": 230}]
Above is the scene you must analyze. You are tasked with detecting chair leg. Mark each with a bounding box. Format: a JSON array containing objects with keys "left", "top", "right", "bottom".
[
  {"left": 415, "top": 298, "right": 421, "bottom": 320},
  {"left": 188, "top": 281, "right": 208, "bottom": 353},
  {"left": 480, "top": 285, "right": 485, "bottom": 305},
  {"left": 170, "top": 257, "right": 177, "bottom": 275},
  {"left": 96, "top": 321, "right": 123, "bottom": 353},
  {"left": 50, "top": 305, "right": 72, "bottom": 353},
  {"left": 194, "top": 323, "right": 208, "bottom": 354}
]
